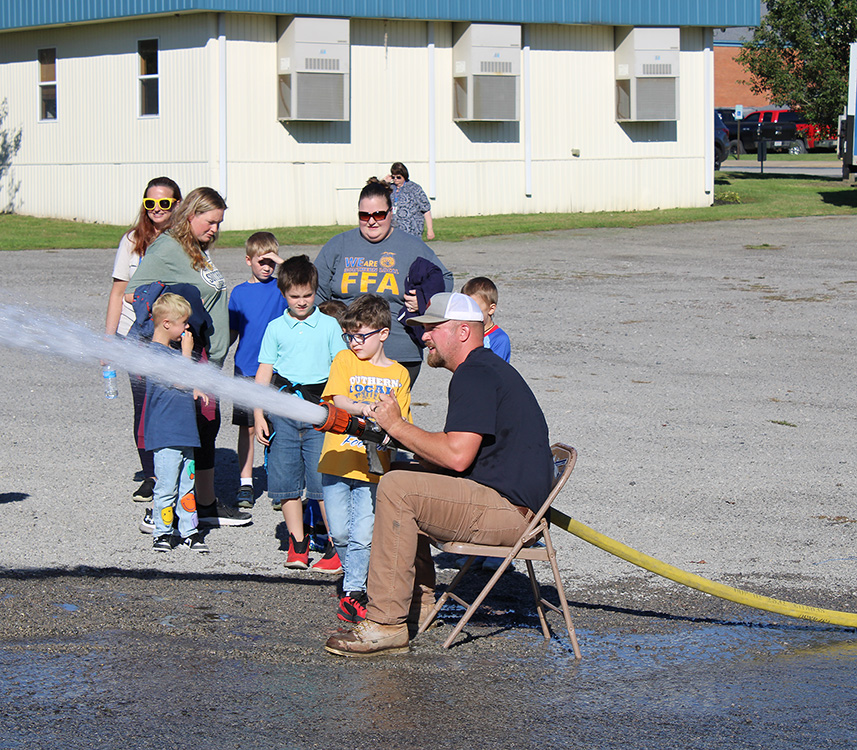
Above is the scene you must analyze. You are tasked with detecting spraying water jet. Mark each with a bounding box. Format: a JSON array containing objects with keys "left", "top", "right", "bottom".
[{"left": 0, "top": 303, "right": 395, "bottom": 449}]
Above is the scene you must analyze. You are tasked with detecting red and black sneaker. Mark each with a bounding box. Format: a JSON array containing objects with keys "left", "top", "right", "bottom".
[
  {"left": 310, "top": 541, "right": 343, "bottom": 574},
  {"left": 337, "top": 591, "right": 368, "bottom": 623},
  {"left": 285, "top": 534, "right": 310, "bottom": 570}
]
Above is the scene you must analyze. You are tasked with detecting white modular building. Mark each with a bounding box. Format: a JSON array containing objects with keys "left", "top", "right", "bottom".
[{"left": 0, "top": 1, "right": 759, "bottom": 229}]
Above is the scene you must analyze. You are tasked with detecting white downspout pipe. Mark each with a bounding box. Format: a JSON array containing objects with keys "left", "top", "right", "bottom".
[
  {"left": 523, "top": 25, "right": 532, "bottom": 197},
  {"left": 704, "top": 28, "right": 714, "bottom": 200},
  {"left": 218, "top": 13, "right": 228, "bottom": 199},
  {"left": 428, "top": 22, "right": 436, "bottom": 199}
]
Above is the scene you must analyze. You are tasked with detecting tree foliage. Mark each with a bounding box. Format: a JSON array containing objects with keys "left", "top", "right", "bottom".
[{"left": 736, "top": 0, "right": 857, "bottom": 128}]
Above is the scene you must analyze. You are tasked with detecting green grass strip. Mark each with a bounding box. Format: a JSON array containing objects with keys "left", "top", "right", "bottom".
[{"left": 1, "top": 171, "right": 855, "bottom": 252}]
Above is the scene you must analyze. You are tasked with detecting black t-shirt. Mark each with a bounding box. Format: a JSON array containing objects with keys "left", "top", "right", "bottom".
[{"left": 444, "top": 347, "right": 553, "bottom": 512}]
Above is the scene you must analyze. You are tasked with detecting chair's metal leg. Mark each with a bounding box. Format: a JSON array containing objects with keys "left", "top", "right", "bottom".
[
  {"left": 418, "top": 556, "right": 475, "bottom": 634},
  {"left": 525, "top": 559, "right": 551, "bottom": 640},
  {"left": 543, "top": 528, "right": 581, "bottom": 659},
  {"left": 416, "top": 598, "right": 443, "bottom": 635},
  {"left": 441, "top": 553, "right": 517, "bottom": 649}
]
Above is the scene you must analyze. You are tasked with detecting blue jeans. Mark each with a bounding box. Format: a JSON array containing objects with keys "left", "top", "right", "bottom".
[
  {"left": 267, "top": 414, "right": 324, "bottom": 501},
  {"left": 152, "top": 447, "right": 197, "bottom": 539},
  {"left": 322, "top": 474, "right": 377, "bottom": 593}
]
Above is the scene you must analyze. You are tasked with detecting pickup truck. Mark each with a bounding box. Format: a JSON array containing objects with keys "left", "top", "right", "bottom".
[
  {"left": 742, "top": 110, "right": 837, "bottom": 152},
  {"left": 716, "top": 108, "right": 797, "bottom": 154},
  {"left": 716, "top": 108, "right": 836, "bottom": 154}
]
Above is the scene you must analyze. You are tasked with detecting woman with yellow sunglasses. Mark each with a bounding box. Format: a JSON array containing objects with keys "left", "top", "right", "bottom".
[{"left": 105, "top": 176, "right": 182, "bottom": 503}]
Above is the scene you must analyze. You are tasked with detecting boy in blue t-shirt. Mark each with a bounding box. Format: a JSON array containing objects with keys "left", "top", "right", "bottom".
[
  {"left": 461, "top": 276, "right": 511, "bottom": 363},
  {"left": 254, "top": 255, "right": 347, "bottom": 571},
  {"left": 144, "top": 293, "right": 210, "bottom": 553},
  {"left": 228, "top": 232, "right": 286, "bottom": 509}
]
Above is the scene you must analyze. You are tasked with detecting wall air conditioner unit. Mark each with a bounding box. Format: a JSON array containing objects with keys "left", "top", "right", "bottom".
[
  {"left": 453, "top": 23, "right": 521, "bottom": 122},
  {"left": 277, "top": 16, "right": 349, "bottom": 121},
  {"left": 615, "top": 27, "right": 679, "bottom": 122}
]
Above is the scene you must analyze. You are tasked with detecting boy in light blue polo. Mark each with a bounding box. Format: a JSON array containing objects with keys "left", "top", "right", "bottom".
[{"left": 254, "top": 255, "right": 346, "bottom": 570}]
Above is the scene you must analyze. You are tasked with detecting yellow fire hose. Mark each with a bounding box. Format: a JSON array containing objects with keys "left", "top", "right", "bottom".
[{"left": 550, "top": 509, "right": 857, "bottom": 628}]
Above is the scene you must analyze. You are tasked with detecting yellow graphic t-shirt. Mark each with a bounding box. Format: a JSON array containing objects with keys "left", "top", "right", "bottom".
[{"left": 318, "top": 350, "right": 412, "bottom": 483}]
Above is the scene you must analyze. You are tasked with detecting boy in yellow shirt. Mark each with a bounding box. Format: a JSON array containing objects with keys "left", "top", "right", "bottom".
[{"left": 318, "top": 295, "right": 412, "bottom": 624}]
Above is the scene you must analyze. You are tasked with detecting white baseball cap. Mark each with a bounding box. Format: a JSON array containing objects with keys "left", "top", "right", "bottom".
[{"left": 406, "top": 292, "right": 484, "bottom": 326}]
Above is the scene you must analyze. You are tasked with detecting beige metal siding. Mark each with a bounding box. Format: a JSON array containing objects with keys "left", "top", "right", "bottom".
[
  {"left": 227, "top": 19, "right": 712, "bottom": 226},
  {"left": 0, "top": 15, "right": 713, "bottom": 231},
  {"left": 0, "top": 14, "right": 217, "bottom": 224},
  {"left": 226, "top": 17, "right": 437, "bottom": 228}
]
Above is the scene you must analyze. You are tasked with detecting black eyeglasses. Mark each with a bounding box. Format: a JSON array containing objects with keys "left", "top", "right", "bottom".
[
  {"left": 143, "top": 197, "right": 178, "bottom": 211},
  {"left": 358, "top": 210, "right": 390, "bottom": 223},
  {"left": 342, "top": 328, "right": 384, "bottom": 344}
]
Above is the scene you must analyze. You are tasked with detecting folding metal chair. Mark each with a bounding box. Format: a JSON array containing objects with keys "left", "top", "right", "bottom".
[{"left": 417, "top": 444, "right": 581, "bottom": 658}]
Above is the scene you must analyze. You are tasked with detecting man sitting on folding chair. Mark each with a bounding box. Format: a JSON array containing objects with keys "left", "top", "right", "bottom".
[{"left": 325, "top": 292, "right": 554, "bottom": 657}]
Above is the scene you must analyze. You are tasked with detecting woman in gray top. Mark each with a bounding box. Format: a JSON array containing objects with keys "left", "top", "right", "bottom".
[{"left": 314, "top": 178, "right": 453, "bottom": 384}]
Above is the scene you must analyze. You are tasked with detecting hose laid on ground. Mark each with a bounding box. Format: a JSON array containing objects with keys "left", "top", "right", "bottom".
[{"left": 550, "top": 509, "right": 857, "bottom": 628}]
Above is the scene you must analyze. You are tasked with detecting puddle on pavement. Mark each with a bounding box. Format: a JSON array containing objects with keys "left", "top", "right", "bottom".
[{"left": 0, "top": 620, "right": 854, "bottom": 749}]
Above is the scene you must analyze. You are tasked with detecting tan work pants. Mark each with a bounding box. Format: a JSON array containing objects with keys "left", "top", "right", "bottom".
[{"left": 366, "top": 470, "right": 532, "bottom": 625}]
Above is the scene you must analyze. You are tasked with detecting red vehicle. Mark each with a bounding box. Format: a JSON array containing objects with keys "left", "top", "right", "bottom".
[{"left": 742, "top": 109, "right": 836, "bottom": 153}]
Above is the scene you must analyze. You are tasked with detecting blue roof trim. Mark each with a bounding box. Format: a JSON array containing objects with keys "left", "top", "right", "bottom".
[{"left": 0, "top": 1, "right": 760, "bottom": 32}]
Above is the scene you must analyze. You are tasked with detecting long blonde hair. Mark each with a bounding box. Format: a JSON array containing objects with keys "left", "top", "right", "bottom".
[{"left": 167, "top": 187, "right": 227, "bottom": 271}]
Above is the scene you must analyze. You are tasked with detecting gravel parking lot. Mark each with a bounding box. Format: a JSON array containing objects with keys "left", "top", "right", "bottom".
[
  {"left": 1, "top": 215, "right": 856, "bottom": 748},
  {"left": 3, "top": 214, "right": 857, "bottom": 594}
]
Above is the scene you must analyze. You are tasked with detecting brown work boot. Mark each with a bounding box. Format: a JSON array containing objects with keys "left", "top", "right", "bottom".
[
  {"left": 407, "top": 598, "right": 441, "bottom": 637},
  {"left": 324, "top": 620, "right": 410, "bottom": 657}
]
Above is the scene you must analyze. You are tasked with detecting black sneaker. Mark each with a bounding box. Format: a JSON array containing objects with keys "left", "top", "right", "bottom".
[
  {"left": 133, "top": 477, "right": 156, "bottom": 503},
  {"left": 197, "top": 500, "right": 252, "bottom": 528},
  {"left": 152, "top": 535, "right": 173, "bottom": 552},
  {"left": 337, "top": 591, "right": 368, "bottom": 624},
  {"left": 139, "top": 508, "right": 155, "bottom": 534},
  {"left": 181, "top": 533, "right": 210, "bottom": 553},
  {"left": 236, "top": 486, "right": 255, "bottom": 509}
]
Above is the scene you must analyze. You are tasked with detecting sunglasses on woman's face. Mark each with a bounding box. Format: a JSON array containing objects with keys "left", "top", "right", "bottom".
[
  {"left": 358, "top": 209, "right": 390, "bottom": 223},
  {"left": 143, "top": 197, "right": 178, "bottom": 211}
]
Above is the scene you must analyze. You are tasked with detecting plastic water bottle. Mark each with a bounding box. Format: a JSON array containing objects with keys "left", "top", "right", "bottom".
[{"left": 102, "top": 364, "right": 118, "bottom": 399}]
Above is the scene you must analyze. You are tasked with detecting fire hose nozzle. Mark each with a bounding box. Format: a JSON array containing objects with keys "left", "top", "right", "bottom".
[
  {"left": 313, "top": 403, "right": 400, "bottom": 450},
  {"left": 314, "top": 402, "right": 355, "bottom": 435}
]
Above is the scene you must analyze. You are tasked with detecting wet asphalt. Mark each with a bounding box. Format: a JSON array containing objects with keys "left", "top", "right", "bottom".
[
  {"left": 1, "top": 569, "right": 855, "bottom": 749},
  {"left": 2, "top": 216, "right": 857, "bottom": 748}
]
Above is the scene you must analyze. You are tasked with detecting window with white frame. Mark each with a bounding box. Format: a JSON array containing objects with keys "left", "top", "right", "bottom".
[
  {"left": 138, "top": 39, "right": 159, "bottom": 116},
  {"left": 38, "top": 48, "right": 57, "bottom": 121}
]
